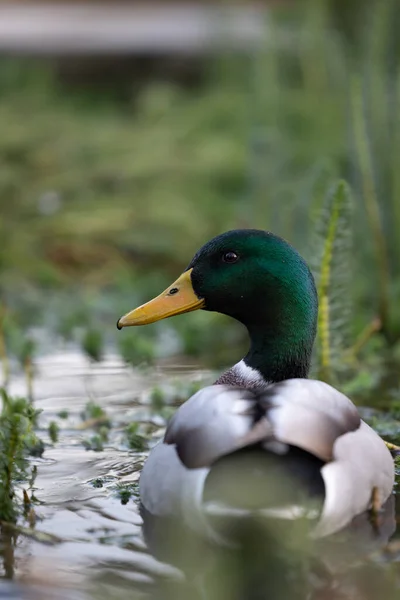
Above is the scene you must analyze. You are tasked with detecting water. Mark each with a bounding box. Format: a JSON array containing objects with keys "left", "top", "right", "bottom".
[
  {"left": 1, "top": 350, "right": 208, "bottom": 599},
  {"left": 1, "top": 349, "right": 400, "bottom": 599}
]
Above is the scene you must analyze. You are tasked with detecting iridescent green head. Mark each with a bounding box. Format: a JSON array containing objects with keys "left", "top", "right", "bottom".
[{"left": 118, "top": 229, "right": 318, "bottom": 382}]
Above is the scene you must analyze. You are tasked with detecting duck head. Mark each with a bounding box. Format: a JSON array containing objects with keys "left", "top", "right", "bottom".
[{"left": 117, "top": 229, "right": 318, "bottom": 383}]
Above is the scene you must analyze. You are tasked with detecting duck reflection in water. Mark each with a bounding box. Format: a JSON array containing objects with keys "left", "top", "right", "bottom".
[{"left": 139, "top": 483, "right": 396, "bottom": 599}]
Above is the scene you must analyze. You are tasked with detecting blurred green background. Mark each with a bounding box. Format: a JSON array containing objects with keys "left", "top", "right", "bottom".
[{"left": 1, "top": 0, "right": 400, "bottom": 393}]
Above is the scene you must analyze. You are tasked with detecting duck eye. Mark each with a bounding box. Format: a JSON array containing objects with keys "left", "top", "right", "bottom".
[{"left": 222, "top": 251, "right": 238, "bottom": 264}]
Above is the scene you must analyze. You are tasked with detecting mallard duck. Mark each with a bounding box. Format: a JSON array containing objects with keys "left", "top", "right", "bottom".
[{"left": 117, "top": 229, "right": 394, "bottom": 544}]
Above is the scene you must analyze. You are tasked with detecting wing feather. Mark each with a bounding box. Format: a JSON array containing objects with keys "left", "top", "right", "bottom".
[
  {"left": 314, "top": 421, "right": 394, "bottom": 537},
  {"left": 262, "top": 379, "right": 360, "bottom": 461},
  {"left": 144, "top": 379, "right": 394, "bottom": 537},
  {"left": 164, "top": 385, "right": 257, "bottom": 468}
]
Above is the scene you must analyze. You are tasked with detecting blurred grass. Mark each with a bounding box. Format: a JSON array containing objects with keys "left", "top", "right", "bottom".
[{"left": 0, "top": 0, "right": 400, "bottom": 381}]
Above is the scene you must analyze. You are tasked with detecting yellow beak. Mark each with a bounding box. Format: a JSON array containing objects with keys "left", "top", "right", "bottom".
[{"left": 117, "top": 268, "right": 205, "bottom": 328}]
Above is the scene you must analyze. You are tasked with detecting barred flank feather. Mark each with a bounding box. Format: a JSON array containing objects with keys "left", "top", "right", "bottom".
[{"left": 310, "top": 181, "right": 353, "bottom": 382}]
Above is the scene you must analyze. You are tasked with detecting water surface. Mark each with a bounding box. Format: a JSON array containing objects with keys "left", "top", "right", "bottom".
[
  {"left": 2, "top": 350, "right": 209, "bottom": 599},
  {"left": 1, "top": 349, "right": 400, "bottom": 600}
]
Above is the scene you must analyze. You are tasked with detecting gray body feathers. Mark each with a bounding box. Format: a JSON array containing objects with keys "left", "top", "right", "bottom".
[{"left": 140, "top": 380, "right": 394, "bottom": 541}]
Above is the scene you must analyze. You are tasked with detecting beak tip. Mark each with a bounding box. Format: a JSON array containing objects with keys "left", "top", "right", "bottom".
[{"left": 116, "top": 319, "right": 123, "bottom": 330}]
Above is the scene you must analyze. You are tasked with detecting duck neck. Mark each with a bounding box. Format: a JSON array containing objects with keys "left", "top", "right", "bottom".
[
  {"left": 214, "top": 261, "right": 318, "bottom": 389},
  {"left": 244, "top": 324, "right": 313, "bottom": 384},
  {"left": 216, "top": 323, "right": 315, "bottom": 391}
]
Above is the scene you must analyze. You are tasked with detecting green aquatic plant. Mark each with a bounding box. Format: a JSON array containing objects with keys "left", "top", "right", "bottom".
[
  {"left": 80, "top": 400, "right": 111, "bottom": 428},
  {"left": 310, "top": 180, "right": 353, "bottom": 382},
  {"left": 149, "top": 386, "right": 178, "bottom": 421},
  {"left": 80, "top": 401, "right": 111, "bottom": 451},
  {"left": 124, "top": 422, "right": 148, "bottom": 452},
  {"left": 150, "top": 386, "right": 166, "bottom": 412},
  {"left": 0, "top": 389, "right": 42, "bottom": 523},
  {"left": 48, "top": 421, "right": 59, "bottom": 443},
  {"left": 118, "top": 334, "right": 155, "bottom": 366},
  {"left": 4, "top": 324, "right": 36, "bottom": 401},
  {"left": 82, "top": 328, "right": 103, "bottom": 362},
  {"left": 57, "top": 409, "right": 69, "bottom": 419},
  {"left": 149, "top": 381, "right": 207, "bottom": 417},
  {"left": 27, "top": 437, "right": 45, "bottom": 458},
  {"left": 114, "top": 482, "right": 139, "bottom": 505},
  {"left": 98, "top": 425, "right": 109, "bottom": 443},
  {"left": 90, "top": 478, "right": 104, "bottom": 489},
  {"left": 79, "top": 400, "right": 111, "bottom": 453},
  {"left": 81, "top": 400, "right": 105, "bottom": 420},
  {"left": 82, "top": 435, "right": 104, "bottom": 452}
]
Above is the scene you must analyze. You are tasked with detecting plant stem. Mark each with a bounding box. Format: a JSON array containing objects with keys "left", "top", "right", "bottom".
[{"left": 316, "top": 181, "right": 347, "bottom": 381}]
